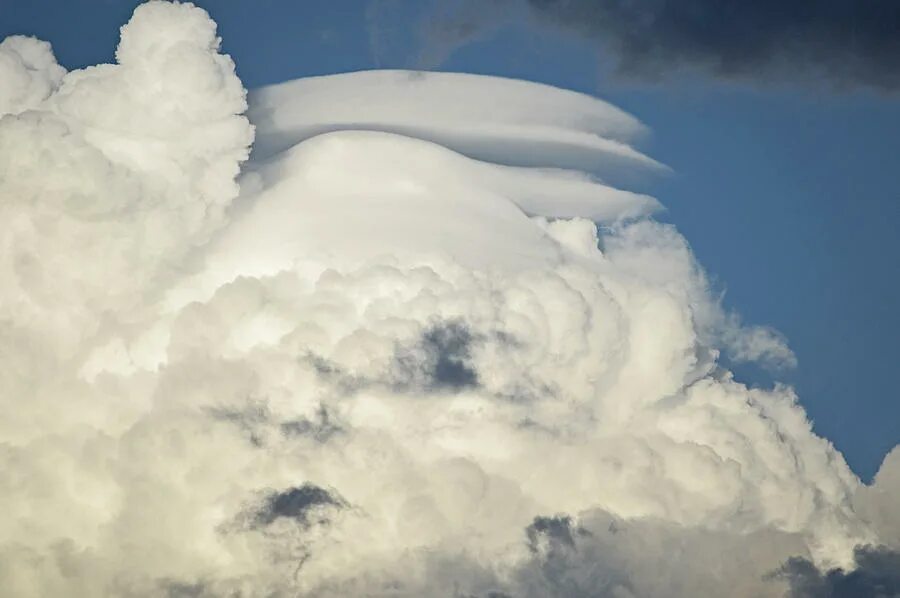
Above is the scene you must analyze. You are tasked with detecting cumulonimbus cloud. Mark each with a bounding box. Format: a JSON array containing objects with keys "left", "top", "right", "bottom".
[{"left": 0, "top": 2, "right": 897, "bottom": 596}]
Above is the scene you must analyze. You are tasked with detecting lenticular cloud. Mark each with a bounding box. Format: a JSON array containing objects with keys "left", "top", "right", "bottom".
[{"left": 0, "top": 3, "right": 896, "bottom": 597}]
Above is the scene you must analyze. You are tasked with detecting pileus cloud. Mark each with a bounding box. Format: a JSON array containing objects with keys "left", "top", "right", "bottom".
[{"left": 0, "top": 2, "right": 897, "bottom": 597}]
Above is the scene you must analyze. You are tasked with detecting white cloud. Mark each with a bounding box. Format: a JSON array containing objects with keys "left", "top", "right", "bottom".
[
  {"left": 0, "top": 2, "right": 895, "bottom": 597},
  {"left": 0, "top": 36, "right": 66, "bottom": 116},
  {"left": 248, "top": 69, "right": 665, "bottom": 182},
  {"left": 855, "top": 446, "right": 900, "bottom": 548}
]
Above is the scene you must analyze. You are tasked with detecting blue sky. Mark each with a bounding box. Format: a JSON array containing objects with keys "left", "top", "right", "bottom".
[{"left": 4, "top": 0, "right": 898, "bottom": 480}]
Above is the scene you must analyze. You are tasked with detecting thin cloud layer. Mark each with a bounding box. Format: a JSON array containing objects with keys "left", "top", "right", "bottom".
[{"left": 0, "top": 2, "right": 897, "bottom": 597}]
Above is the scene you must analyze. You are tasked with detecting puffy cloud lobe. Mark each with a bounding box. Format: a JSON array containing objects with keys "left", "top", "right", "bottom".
[
  {"left": 0, "top": 2, "right": 898, "bottom": 597},
  {"left": 0, "top": 0, "right": 252, "bottom": 357},
  {"left": 854, "top": 446, "right": 900, "bottom": 549},
  {"left": 0, "top": 36, "right": 66, "bottom": 115}
]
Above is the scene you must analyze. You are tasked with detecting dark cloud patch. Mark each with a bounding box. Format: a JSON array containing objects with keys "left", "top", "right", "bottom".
[
  {"left": 251, "top": 484, "right": 347, "bottom": 529},
  {"left": 520, "top": 514, "right": 631, "bottom": 598},
  {"left": 423, "top": 322, "right": 479, "bottom": 388},
  {"left": 394, "top": 320, "right": 480, "bottom": 391},
  {"left": 410, "top": 0, "right": 900, "bottom": 91},
  {"left": 526, "top": 0, "right": 900, "bottom": 90},
  {"left": 280, "top": 405, "right": 343, "bottom": 442},
  {"left": 207, "top": 400, "right": 271, "bottom": 448},
  {"left": 209, "top": 399, "right": 342, "bottom": 447},
  {"left": 225, "top": 484, "right": 350, "bottom": 585},
  {"left": 777, "top": 544, "right": 900, "bottom": 597},
  {"left": 303, "top": 352, "right": 368, "bottom": 395},
  {"left": 526, "top": 515, "right": 579, "bottom": 553}
]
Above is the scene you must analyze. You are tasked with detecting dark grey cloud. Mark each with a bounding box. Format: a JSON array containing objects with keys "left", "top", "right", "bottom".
[
  {"left": 279, "top": 405, "right": 343, "bottom": 443},
  {"left": 527, "top": 0, "right": 900, "bottom": 90},
  {"left": 777, "top": 545, "right": 900, "bottom": 598},
  {"left": 409, "top": 0, "right": 900, "bottom": 91},
  {"left": 209, "top": 399, "right": 342, "bottom": 447},
  {"left": 394, "top": 321, "right": 480, "bottom": 391},
  {"left": 251, "top": 483, "right": 347, "bottom": 529},
  {"left": 421, "top": 321, "right": 479, "bottom": 389},
  {"left": 526, "top": 515, "right": 581, "bottom": 553}
]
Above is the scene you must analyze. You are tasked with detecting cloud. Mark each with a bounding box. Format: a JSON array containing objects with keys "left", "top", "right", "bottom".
[
  {"left": 408, "top": 0, "right": 900, "bottom": 91},
  {"left": 854, "top": 446, "right": 900, "bottom": 549},
  {"left": 394, "top": 321, "right": 481, "bottom": 391},
  {"left": 247, "top": 69, "right": 663, "bottom": 183},
  {"left": 511, "top": 509, "right": 812, "bottom": 598},
  {"left": 0, "top": 36, "right": 65, "bottom": 114},
  {"left": 1, "top": 2, "right": 898, "bottom": 596},
  {"left": 248, "top": 484, "right": 347, "bottom": 529},
  {"left": 777, "top": 545, "right": 900, "bottom": 598}
]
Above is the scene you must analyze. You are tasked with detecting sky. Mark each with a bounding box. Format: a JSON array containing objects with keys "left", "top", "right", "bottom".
[
  {"left": 2, "top": 1, "right": 900, "bottom": 596},
  {"left": 4, "top": 0, "right": 894, "bottom": 480}
]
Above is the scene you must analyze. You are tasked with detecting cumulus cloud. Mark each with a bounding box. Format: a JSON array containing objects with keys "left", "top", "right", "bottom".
[
  {"left": 854, "top": 446, "right": 900, "bottom": 549},
  {"left": 406, "top": 0, "right": 900, "bottom": 91},
  {"left": 1, "top": 2, "right": 897, "bottom": 597},
  {"left": 0, "top": 36, "right": 65, "bottom": 114}
]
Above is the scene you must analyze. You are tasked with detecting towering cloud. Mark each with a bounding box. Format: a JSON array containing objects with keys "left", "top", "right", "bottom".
[{"left": 0, "top": 2, "right": 897, "bottom": 597}]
